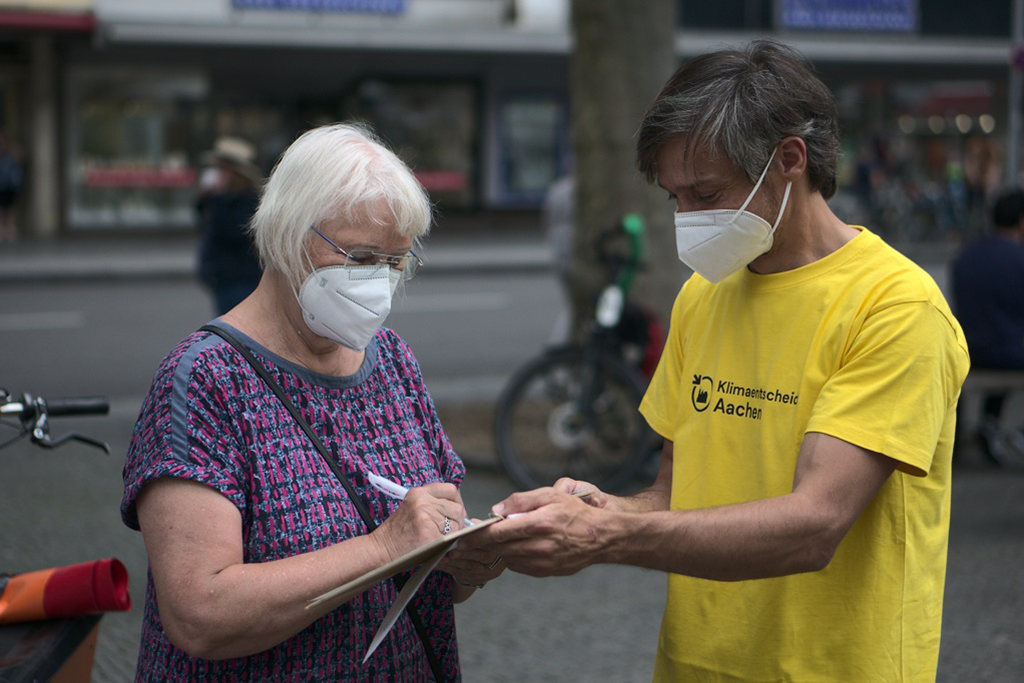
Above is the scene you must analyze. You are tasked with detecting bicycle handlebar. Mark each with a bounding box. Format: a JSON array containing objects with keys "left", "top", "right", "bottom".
[
  {"left": 44, "top": 397, "right": 110, "bottom": 418},
  {"left": 0, "top": 395, "right": 109, "bottom": 419},
  {"left": 0, "top": 390, "right": 111, "bottom": 454}
]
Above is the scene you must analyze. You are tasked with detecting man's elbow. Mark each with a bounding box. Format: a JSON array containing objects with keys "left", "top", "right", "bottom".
[
  {"left": 798, "top": 539, "right": 838, "bottom": 573},
  {"left": 795, "top": 519, "right": 847, "bottom": 573}
]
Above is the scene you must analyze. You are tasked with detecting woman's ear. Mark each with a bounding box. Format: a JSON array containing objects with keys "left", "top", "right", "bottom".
[{"left": 777, "top": 136, "right": 807, "bottom": 182}]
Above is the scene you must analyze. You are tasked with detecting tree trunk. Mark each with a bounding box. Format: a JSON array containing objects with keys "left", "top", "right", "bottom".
[{"left": 568, "top": 0, "right": 680, "bottom": 340}]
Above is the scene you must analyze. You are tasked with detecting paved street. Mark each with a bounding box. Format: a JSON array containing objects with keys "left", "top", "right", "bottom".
[{"left": 0, "top": 248, "right": 1022, "bottom": 681}]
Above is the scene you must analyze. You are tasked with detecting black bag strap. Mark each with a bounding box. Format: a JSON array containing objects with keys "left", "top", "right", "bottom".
[{"left": 199, "top": 324, "right": 445, "bottom": 682}]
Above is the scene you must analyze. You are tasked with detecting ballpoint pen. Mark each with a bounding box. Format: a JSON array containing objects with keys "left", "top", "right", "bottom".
[{"left": 366, "top": 472, "right": 474, "bottom": 527}]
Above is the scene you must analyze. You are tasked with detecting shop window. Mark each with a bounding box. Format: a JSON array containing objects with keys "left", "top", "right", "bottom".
[
  {"left": 496, "top": 96, "right": 567, "bottom": 206},
  {"left": 67, "top": 68, "right": 207, "bottom": 230},
  {"left": 343, "top": 79, "right": 478, "bottom": 209}
]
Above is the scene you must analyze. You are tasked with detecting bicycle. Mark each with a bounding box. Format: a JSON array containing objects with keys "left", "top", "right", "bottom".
[
  {"left": 493, "top": 213, "right": 664, "bottom": 493},
  {"left": 0, "top": 387, "right": 118, "bottom": 683}
]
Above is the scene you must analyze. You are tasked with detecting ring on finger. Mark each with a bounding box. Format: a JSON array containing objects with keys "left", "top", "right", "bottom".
[
  {"left": 441, "top": 516, "right": 452, "bottom": 535},
  {"left": 487, "top": 556, "right": 502, "bottom": 569}
]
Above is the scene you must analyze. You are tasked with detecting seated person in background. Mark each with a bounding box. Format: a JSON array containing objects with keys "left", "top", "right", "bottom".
[
  {"left": 952, "top": 187, "right": 1024, "bottom": 463},
  {"left": 122, "top": 123, "right": 503, "bottom": 681}
]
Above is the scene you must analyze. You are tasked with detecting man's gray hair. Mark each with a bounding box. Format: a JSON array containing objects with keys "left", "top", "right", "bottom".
[
  {"left": 636, "top": 40, "right": 840, "bottom": 199},
  {"left": 250, "top": 122, "right": 432, "bottom": 289}
]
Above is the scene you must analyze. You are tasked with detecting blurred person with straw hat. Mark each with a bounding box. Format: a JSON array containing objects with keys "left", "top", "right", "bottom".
[{"left": 197, "top": 136, "right": 264, "bottom": 314}]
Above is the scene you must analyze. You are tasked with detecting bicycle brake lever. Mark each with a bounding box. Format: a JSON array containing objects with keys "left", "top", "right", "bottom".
[
  {"left": 32, "top": 430, "right": 111, "bottom": 454},
  {"left": 28, "top": 399, "right": 110, "bottom": 454}
]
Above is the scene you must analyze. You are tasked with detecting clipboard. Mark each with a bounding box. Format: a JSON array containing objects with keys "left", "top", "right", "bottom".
[
  {"left": 307, "top": 490, "right": 592, "bottom": 662},
  {"left": 306, "top": 516, "right": 502, "bottom": 608},
  {"left": 307, "top": 516, "right": 503, "bottom": 662}
]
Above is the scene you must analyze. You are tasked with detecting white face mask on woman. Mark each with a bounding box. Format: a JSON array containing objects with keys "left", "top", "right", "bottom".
[
  {"left": 673, "top": 149, "right": 792, "bottom": 283},
  {"left": 298, "top": 264, "right": 401, "bottom": 351}
]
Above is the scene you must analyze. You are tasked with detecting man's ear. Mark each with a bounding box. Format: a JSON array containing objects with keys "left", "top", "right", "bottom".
[{"left": 777, "top": 136, "right": 807, "bottom": 182}]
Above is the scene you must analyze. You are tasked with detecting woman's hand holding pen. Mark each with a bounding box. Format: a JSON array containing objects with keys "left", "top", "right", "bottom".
[
  {"left": 371, "top": 483, "right": 468, "bottom": 561},
  {"left": 367, "top": 473, "right": 504, "bottom": 592}
]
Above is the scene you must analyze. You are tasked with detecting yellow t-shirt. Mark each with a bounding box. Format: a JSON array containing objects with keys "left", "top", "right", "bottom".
[{"left": 640, "top": 227, "right": 969, "bottom": 682}]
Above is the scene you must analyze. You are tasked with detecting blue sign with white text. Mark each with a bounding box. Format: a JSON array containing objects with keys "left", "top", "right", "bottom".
[
  {"left": 780, "top": 0, "right": 917, "bottom": 32},
  {"left": 232, "top": 0, "right": 406, "bottom": 14}
]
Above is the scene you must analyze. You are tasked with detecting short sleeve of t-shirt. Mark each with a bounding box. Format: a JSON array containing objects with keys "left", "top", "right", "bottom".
[
  {"left": 806, "top": 299, "right": 969, "bottom": 476},
  {"left": 121, "top": 333, "right": 252, "bottom": 530}
]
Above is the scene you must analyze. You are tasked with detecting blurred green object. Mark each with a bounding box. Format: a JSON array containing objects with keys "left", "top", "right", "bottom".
[{"left": 617, "top": 212, "right": 646, "bottom": 292}]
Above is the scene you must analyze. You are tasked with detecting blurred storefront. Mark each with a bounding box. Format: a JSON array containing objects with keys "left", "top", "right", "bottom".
[
  {"left": 58, "top": 0, "right": 571, "bottom": 234},
  {"left": 3, "top": 0, "right": 1020, "bottom": 240}
]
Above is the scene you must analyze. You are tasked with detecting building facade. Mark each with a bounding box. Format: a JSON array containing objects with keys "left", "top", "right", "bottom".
[{"left": 0, "top": 0, "right": 1017, "bottom": 243}]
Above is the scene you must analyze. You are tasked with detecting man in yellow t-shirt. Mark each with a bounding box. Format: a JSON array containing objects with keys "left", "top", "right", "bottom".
[
  {"left": 474, "top": 39, "right": 970, "bottom": 681},
  {"left": 637, "top": 225, "right": 966, "bottom": 680}
]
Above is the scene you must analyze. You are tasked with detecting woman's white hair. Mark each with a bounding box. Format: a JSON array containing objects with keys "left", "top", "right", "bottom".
[{"left": 250, "top": 122, "right": 432, "bottom": 289}]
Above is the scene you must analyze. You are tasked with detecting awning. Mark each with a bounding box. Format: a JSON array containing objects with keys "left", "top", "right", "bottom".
[{"left": 0, "top": 9, "right": 95, "bottom": 32}]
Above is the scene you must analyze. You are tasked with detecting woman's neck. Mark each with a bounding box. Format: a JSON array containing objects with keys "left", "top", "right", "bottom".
[{"left": 220, "top": 272, "right": 366, "bottom": 377}]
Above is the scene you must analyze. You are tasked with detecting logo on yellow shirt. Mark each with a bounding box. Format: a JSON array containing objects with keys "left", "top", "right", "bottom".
[
  {"left": 691, "top": 374, "right": 712, "bottom": 412},
  {"left": 692, "top": 374, "right": 800, "bottom": 420}
]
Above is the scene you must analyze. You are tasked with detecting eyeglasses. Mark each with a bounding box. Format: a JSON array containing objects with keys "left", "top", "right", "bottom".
[{"left": 310, "top": 226, "right": 423, "bottom": 281}]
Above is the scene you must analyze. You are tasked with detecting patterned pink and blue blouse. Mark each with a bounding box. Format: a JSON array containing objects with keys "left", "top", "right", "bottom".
[{"left": 121, "top": 321, "right": 465, "bottom": 681}]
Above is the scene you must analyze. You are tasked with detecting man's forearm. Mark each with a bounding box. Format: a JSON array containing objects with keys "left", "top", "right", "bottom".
[
  {"left": 610, "top": 484, "right": 671, "bottom": 514},
  {"left": 596, "top": 492, "right": 835, "bottom": 581}
]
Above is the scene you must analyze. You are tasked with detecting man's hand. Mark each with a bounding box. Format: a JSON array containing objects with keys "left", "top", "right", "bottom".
[
  {"left": 473, "top": 486, "right": 610, "bottom": 577},
  {"left": 549, "top": 477, "right": 615, "bottom": 510}
]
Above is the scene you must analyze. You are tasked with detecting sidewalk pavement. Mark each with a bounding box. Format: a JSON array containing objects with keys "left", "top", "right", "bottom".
[{"left": 0, "top": 229, "right": 553, "bottom": 283}]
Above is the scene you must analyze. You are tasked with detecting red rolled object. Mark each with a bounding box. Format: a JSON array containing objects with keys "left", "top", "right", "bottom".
[
  {"left": 0, "top": 558, "right": 130, "bottom": 624},
  {"left": 42, "top": 558, "right": 131, "bottom": 619}
]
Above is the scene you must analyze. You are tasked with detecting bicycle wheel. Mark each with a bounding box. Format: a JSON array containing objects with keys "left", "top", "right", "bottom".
[{"left": 494, "top": 346, "right": 654, "bottom": 493}]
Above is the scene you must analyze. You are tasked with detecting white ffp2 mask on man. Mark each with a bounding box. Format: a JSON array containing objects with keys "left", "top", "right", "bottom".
[
  {"left": 673, "top": 149, "right": 793, "bottom": 283},
  {"left": 298, "top": 265, "right": 402, "bottom": 351}
]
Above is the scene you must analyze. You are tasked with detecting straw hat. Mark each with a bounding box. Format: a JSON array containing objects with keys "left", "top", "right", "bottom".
[{"left": 202, "top": 136, "right": 262, "bottom": 184}]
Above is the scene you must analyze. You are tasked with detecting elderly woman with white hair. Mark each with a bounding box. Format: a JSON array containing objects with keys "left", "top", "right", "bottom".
[{"left": 121, "top": 123, "right": 503, "bottom": 681}]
